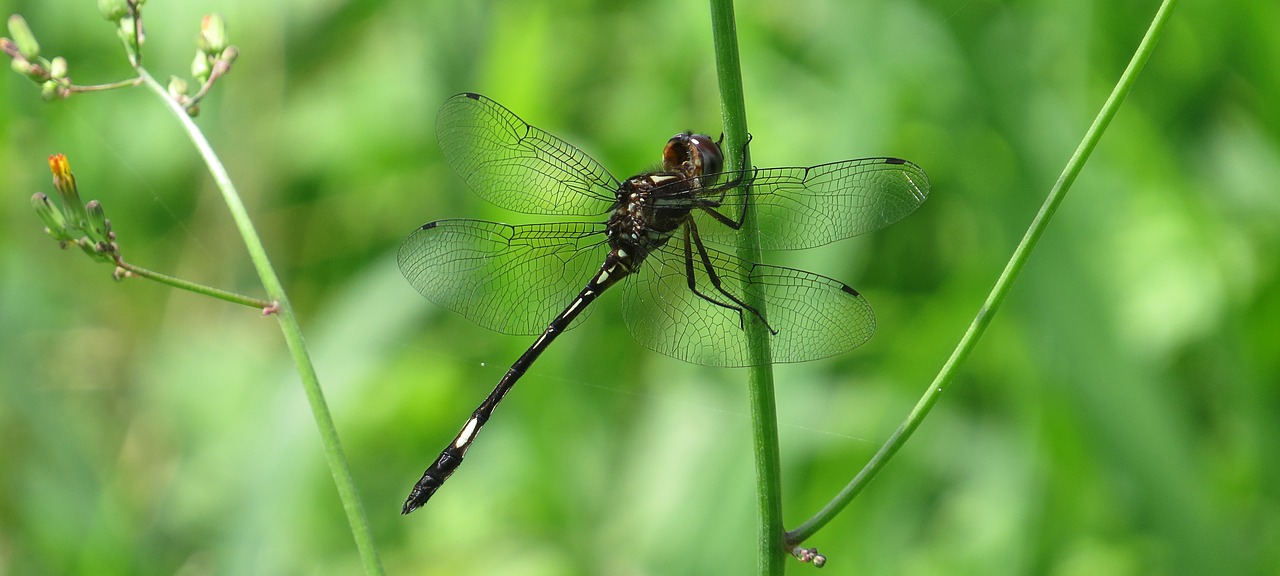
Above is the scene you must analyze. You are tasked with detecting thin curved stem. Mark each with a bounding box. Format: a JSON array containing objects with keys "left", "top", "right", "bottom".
[
  {"left": 708, "top": 1, "right": 785, "bottom": 574},
  {"left": 132, "top": 66, "right": 385, "bottom": 575},
  {"left": 786, "top": 0, "right": 1180, "bottom": 545},
  {"left": 67, "top": 77, "right": 142, "bottom": 92},
  {"left": 114, "top": 258, "right": 274, "bottom": 310}
]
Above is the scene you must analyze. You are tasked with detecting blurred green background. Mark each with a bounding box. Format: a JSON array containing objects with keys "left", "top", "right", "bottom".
[{"left": 1, "top": 0, "right": 1276, "bottom": 574}]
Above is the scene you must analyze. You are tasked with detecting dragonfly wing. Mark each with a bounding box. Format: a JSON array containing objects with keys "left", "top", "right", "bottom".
[
  {"left": 694, "top": 157, "right": 929, "bottom": 250},
  {"left": 437, "top": 93, "right": 619, "bottom": 216},
  {"left": 622, "top": 236, "right": 875, "bottom": 366},
  {"left": 399, "top": 219, "right": 607, "bottom": 335}
]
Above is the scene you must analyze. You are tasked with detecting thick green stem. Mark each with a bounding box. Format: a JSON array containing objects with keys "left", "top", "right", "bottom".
[
  {"left": 786, "top": 0, "right": 1180, "bottom": 545},
  {"left": 133, "top": 67, "right": 385, "bottom": 576},
  {"left": 707, "top": 1, "right": 785, "bottom": 573}
]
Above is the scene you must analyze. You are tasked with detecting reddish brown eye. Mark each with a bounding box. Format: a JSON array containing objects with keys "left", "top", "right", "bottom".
[
  {"left": 688, "top": 134, "right": 723, "bottom": 177},
  {"left": 662, "top": 133, "right": 691, "bottom": 174},
  {"left": 662, "top": 132, "right": 723, "bottom": 180}
]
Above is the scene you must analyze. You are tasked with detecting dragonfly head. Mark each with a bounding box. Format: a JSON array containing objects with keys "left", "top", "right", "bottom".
[{"left": 663, "top": 132, "right": 724, "bottom": 185}]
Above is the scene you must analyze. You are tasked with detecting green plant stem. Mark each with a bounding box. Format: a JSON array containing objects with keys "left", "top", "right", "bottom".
[
  {"left": 785, "top": 0, "right": 1180, "bottom": 546},
  {"left": 707, "top": 1, "right": 785, "bottom": 573},
  {"left": 132, "top": 67, "right": 386, "bottom": 576},
  {"left": 114, "top": 258, "right": 273, "bottom": 310},
  {"left": 68, "top": 77, "right": 142, "bottom": 92}
]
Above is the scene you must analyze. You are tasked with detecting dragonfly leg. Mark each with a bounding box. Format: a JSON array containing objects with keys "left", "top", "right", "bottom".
[
  {"left": 680, "top": 224, "right": 777, "bottom": 334},
  {"left": 695, "top": 134, "right": 756, "bottom": 229}
]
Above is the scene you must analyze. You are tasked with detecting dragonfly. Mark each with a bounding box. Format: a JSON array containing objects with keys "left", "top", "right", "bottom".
[{"left": 398, "top": 92, "right": 929, "bottom": 513}]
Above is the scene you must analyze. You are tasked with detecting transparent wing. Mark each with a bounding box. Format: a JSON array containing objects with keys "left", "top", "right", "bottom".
[
  {"left": 621, "top": 234, "right": 875, "bottom": 367},
  {"left": 436, "top": 93, "right": 619, "bottom": 216},
  {"left": 398, "top": 219, "right": 608, "bottom": 335},
  {"left": 692, "top": 157, "right": 929, "bottom": 250}
]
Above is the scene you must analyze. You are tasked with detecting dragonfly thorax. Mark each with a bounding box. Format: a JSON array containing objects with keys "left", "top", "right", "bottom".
[{"left": 606, "top": 172, "right": 699, "bottom": 270}]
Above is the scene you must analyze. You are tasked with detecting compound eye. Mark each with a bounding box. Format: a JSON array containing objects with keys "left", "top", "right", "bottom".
[
  {"left": 662, "top": 133, "right": 693, "bottom": 175},
  {"left": 662, "top": 133, "right": 725, "bottom": 181},
  {"left": 688, "top": 134, "right": 724, "bottom": 177}
]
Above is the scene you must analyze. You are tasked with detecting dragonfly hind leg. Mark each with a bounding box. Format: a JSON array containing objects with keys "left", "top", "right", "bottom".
[{"left": 680, "top": 224, "right": 777, "bottom": 335}]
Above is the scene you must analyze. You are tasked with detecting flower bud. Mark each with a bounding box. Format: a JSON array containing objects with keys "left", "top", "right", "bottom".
[
  {"left": 7, "top": 15, "right": 40, "bottom": 60},
  {"left": 40, "top": 79, "right": 61, "bottom": 101},
  {"left": 50, "top": 56, "right": 67, "bottom": 79},
  {"left": 32, "top": 192, "right": 74, "bottom": 242},
  {"left": 198, "top": 14, "right": 227, "bottom": 55},
  {"left": 116, "top": 16, "right": 140, "bottom": 56},
  {"left": 98, "top": 0, "right": 129, "bottom": 21},
  {"left": 85, "top": 200, "right": 111, "bottom": 242},
  {"left": 10, "top": 58, "right": 32, "bottom": 76},
  {"left": 191, "top": 51, "right": 211, "bottom": 85},
  {"left": 167, "top": 75, "right": 189, "bottom": 99},
  {"left": 48, "top": 154, "right": 89, "bottom": 228},
  {"left": 219, "top": 45, "right": 238, "bottom": 66}
]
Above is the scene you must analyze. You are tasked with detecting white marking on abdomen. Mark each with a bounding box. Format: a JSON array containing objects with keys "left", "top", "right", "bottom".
[{"left": 454, "top": 417, "right": 479, "bottom": 449}]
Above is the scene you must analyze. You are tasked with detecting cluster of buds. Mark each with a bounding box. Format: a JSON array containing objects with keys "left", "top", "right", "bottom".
[
  {"left": 790, "top": 546, "right": 827, "bottom": 568},
  {"left": 98, "top": 0, "right": 146, "bottom": 65},
  {"left": 2, "top": 15, "right": 71, "bottom": 101},
  {"left": 33, "top": 155, "right": 122, "bottom": 269},
  {"left": 6, "top": 3, "right": 237, "bottom": 113},
  {"left": 169, "top": 13, "right": 238, "bottom": 116}
]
